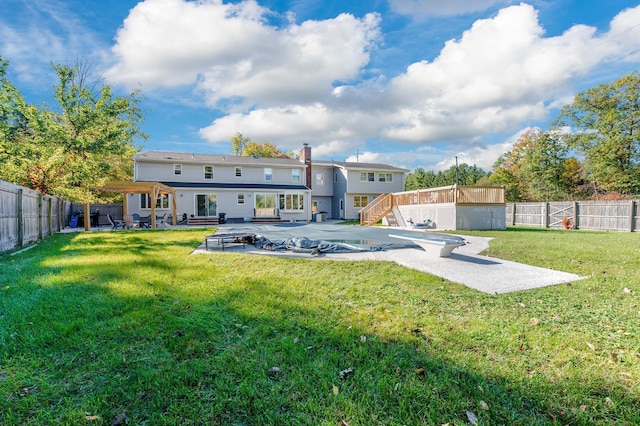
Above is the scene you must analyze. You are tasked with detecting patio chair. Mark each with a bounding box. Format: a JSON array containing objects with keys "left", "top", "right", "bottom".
[
  {"left": 123, "top": 215, "right": 138, "bottom": 229},
  {"left": 107, "top": 214, "right": 124, "bottom": 230},
  {"left": 132, "top": 213, "right": 151, "bottom": 228},
  {"left": 157, "top": 213, "right": 168, "bottom": 228}
]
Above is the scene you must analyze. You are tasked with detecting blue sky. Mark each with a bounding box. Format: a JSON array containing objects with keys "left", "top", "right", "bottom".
[{"left": 2, "top": 0, "right": 640, "bottom": 172}]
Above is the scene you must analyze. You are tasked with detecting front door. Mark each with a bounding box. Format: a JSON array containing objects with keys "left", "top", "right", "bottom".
[{"left": 255, "top": 193, "right": 276, "bottom": 216}]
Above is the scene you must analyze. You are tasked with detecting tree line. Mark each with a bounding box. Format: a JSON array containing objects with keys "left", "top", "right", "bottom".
[{"left": 404, "top": 73, "right": 640, "bottom": 202}]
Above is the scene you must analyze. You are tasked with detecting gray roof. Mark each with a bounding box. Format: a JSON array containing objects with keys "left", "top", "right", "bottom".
[
  {"left": 135, "top": 151, "right": 408, "bottom": 172},
  {"left": 314, "top": 160, "right": 408, "bottom": 172},
  {"left": 134, "top": 151, "right": 304, "bottom": 168}
]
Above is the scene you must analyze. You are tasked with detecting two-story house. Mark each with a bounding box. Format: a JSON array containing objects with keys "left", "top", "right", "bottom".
[{"left": 129, "top": 144, "right": 408, "bottom": 222}]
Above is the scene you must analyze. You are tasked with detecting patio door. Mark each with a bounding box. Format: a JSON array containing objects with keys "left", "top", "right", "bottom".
[
  {"left": 196, "top": 194, "right": 217, "bottom": 217},
  {"left": 255, "top": 193, "right": 276, "bottom": 216}
]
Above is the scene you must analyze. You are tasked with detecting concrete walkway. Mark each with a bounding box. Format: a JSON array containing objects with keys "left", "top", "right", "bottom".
[{"left": 194, "top": 222, "right": 585, "bottom": 294}]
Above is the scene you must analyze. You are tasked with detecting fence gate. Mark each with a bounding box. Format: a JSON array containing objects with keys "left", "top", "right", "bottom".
[{"left": 548, "top": 202, "right": 575, "bottom": 229}]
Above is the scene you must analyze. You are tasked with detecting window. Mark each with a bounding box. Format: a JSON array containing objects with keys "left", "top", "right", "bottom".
[
  {"left": 174, "top": 164, "right": 182, "bottom": 175},
  {"left": 292, "top": 169, "right": 301, "bottom": 183},
  {"left": 264, "top": 168, "right": 273, "bottom": 181},
  {"left": 353, "top": 195, "right": 369, "bottom": 208},
  {"left": 237, "top": 194, "right": 245, "bottom": 205},
  {"left": 196, "top": 194, "right": 217, "bottom": 217},
  {"left": 334, "top": 172, "right": 338, "bottom": 183},
  {"left": 141, "top": 194, "right": 169, "bottom": 209},
  {"left": 360, "top": 172, "right": 374, "bottom": 182},
  {"left": 235, "top": 167, "right": 242, "bottom": 177},
  {"left": 379, "top": 173, "right": 393, "bottom": 182},
  {"left": 279, "top": 193, "right": 304, "bottom": 211},
  {"left": 204, "top": 166, "right": 214, "bottom": 179},
  {"left": 316, "top": 173, "right": 324, "bottom": 186}
]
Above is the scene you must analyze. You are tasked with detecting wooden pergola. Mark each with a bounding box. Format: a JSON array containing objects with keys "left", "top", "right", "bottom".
[{"left": 95, "top": 181, "right": 177, "bottom": 229}]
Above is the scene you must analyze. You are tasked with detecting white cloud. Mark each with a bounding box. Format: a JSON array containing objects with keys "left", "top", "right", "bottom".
[
  {"left": 105, "top": 1, "right": 640, "bottom": 170},
  {"left": 107, "top": 0, "right": 381, "bottom": 107}
]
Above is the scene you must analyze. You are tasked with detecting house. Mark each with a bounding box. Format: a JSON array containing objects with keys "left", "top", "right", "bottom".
[{"left": 129, "top": 144, "right": 408, "bottom": 223}]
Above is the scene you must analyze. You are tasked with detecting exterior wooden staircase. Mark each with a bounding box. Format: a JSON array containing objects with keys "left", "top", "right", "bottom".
[{"left": 359, "top": 193, "right": 394, "bottom": 226}]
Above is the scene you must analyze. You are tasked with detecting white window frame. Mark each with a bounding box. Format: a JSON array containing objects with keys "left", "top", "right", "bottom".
[
  {"left": 292, "top": 169, "right": 301, "bottom": 183},
  {"left": 204, "top": 165, "right": 214, "bottom": 180},
  {"left": 353, "top": 195, "right": 369, "bottom": 208},
  {"left": 279, "top": 192, "right": 305, "bottom": 211},
  {"left": 141, "top": 193, "right": 170, "bottom": 209},
  {"left": 316, "top": 172, "right": 324, "bottom": 186},
  {"left": 360, "top": 172, "right": 375, "bottom": 182},
  {"left": 237, "top": 194, "right": 245, "bottom": 205},
  {"left": 235, "top": 167, "right": 242, "bottom": 177},
  {"left": 174, "top": 164, "right": 182, "bottom": 175},
  {"left": 379, "top": 173, "right": 393, "bottom": 183},
  {"left": 264, "top": 168, "right": 273, "bottom": 181}
]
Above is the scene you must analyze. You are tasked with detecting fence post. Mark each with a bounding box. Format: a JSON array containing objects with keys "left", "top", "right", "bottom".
[
  {"left": 17, "top": 188, "right": 24, "bottom": 248},
  {"left": 543, "top": 202, "right": 549, "bottom": 228},
  {"left": 573, "top": 201, "right": 579, "bottom": 230},
  {"left": 48, "top": 198, "right": 53, "bottom": 236},
  {"left": 630, "top": 200, "right": 635, "bottom": 232},
  {"left": 38, "top": 193, "right": 44, "bottom": 240},
  {"left": 511, "top": 203, "right": 516, "bottom": 226}
]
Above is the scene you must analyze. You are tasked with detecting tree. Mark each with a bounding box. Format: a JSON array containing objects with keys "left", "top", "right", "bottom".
[
  {"left": 404, "top": 164, "right": 487, "bottom": 191},
  {"left": 0, "top": 58, "right": 146, "bottom": 229},
  {"left": 552, "top": 72, "right": 640, "bottom": 195},
  {"left": 485, "top": 128, "right": 579, "bottom": 201},
  {"left": 231, "top": 132, "right": 250, "bottom": 156}
]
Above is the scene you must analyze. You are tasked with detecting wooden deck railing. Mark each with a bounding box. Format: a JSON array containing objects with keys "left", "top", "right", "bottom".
[
  {"left": 360, "top": 185, "right": 505, "bottom": 225},
  {"left": 360, "top": 193, "right": 393, "bottom": 225}
]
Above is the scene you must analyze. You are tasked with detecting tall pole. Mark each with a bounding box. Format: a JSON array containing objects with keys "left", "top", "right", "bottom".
[{"left": 455, "top": 156, "right": 459, "bottom": 185}]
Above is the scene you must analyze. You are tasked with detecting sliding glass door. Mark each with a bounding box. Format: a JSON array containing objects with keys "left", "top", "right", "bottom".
[{"left": 196, "top": 194, "right": 217, "bottom": 217}]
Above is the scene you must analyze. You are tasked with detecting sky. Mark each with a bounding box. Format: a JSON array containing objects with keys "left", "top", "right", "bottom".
[{"left": 2, "top": 0, "right": 640, "bottom": 172}]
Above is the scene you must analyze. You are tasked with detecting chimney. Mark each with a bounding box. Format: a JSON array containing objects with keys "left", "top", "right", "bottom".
[{"left": 300, "top": 143, "right": 312, "bottom": 189}]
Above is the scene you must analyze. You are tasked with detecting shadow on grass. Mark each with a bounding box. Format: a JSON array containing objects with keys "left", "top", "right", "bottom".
[{"left": 0, "top": 230, "right": 636, "bottom": 425}]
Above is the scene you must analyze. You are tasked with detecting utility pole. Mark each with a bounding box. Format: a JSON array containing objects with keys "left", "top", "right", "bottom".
[{"left": 455, "top": 156, "right": 459, "bottom": 185}]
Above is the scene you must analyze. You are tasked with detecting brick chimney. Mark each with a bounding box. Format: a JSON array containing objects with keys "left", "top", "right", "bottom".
[{"left": 300, "top": 143, "right": 312, "bottom": 189}]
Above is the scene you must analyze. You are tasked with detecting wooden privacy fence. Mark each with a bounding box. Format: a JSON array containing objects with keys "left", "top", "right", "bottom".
[
  {"left": 507, "top": 200, "right": 640, "bottom": 232},
  {"left": 0, "top": 180, "right": 73, "bottom": 253}
]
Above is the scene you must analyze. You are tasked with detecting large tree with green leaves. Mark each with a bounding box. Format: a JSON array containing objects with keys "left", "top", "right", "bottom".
[
  {"left": 552, "top": 72, "right": 640, "bottom": 195},
  {"left": 486, "top": 128, "right": 579, "bottom": 201},
  {"left": 0, "top": 59, "right": 145, "bottom": 203}
]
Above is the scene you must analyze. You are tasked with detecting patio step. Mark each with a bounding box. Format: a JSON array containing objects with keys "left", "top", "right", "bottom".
[{"left": 187, "top": 217, "right": 220, "bottom": 226}]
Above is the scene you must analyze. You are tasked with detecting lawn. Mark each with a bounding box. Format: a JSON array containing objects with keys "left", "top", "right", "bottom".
[{"left": 1, "top": 227, "right": 638, "bottom": 425}]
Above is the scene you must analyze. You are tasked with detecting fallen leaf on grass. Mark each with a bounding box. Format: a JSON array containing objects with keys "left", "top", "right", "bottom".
[
  {"left": 479, "top": 400, "right": 489, "bottom": 410},
  {"left": 338, "top": 420, "right": 349, "bottom": 426},
  {"left": 623, "top": 287, "right": 631, "bottom": 293},
  {"left": 466, "top": 410, "right": 478, "bottom": 424},
  {"left": 579, "top": 405, "right": 587, "bottom": 411},
  {"left": 332, "top": 384, "right": 339, "bottom": 395},
  {"left": 85, "top": 414, "right": 100, "bottom": 421},
  {"left": 530, "top": 318, "right": 539, "bottom": 326},
  {"left": 605, "top": 397, "right": 614, "bottom": 406},
  {"left": 415, "top": 368, "right": 425, "bottom": 377},
  {"left": 586, "top": 342, "right": 595, "bottom": 350},
  {"left": 339, "top": 368, "right": 353, "bottom": 380}
]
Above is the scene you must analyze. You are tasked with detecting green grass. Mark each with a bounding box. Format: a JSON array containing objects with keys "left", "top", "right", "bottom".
[{"left": 1, "top": 227, "right": 639, "bottom": 425}]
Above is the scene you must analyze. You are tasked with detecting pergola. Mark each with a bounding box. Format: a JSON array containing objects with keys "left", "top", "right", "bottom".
[{"left": 95, "top": 181, "right": 177, "bottom": 229}]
